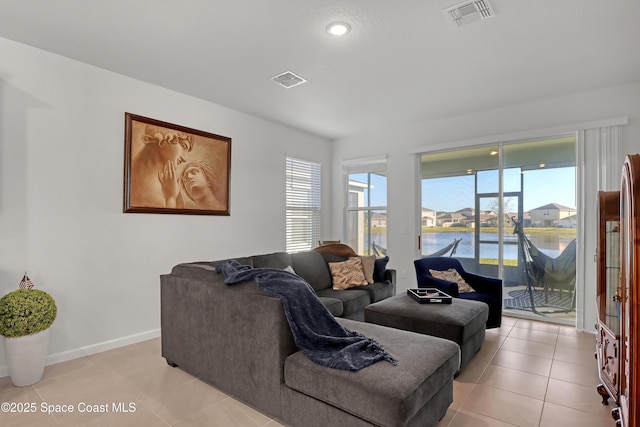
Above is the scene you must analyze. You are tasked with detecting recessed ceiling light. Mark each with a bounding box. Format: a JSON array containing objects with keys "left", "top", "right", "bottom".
[{"left": 327, "top": 22, "right": 351, "bottom": 36}]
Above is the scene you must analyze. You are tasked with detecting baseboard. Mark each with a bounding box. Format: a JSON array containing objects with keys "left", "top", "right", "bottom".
[{"left": 0, "top": 328, "right": 161, "bottom": 379}]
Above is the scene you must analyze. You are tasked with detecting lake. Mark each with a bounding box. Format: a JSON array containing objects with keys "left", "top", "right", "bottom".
[{"left": 372, "top": 231, "right": 575, "bottom": 260}]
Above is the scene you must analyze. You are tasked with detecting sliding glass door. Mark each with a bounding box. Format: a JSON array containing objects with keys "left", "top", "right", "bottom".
[{"left": 420, "top": 135, "right": 577, "bottom": 323}]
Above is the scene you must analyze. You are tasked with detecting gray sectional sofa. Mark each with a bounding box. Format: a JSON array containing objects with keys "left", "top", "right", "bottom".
[{"left": 160, "top": 250, "right": 461, "bottom": 427}]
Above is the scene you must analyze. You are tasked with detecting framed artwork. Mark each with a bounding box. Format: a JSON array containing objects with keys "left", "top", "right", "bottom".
[{"left": 123, "top": 113, "right": 231, "bottom": 215}]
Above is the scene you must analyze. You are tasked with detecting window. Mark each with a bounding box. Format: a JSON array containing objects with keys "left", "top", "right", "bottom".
[
  {"left": 420, "top": 135, "right": 577, "bottom": 323},
  {"left": 286, "top": 157, "right": 321, "bottom": 253},
  {"left": 344, "top": 158, "right": 387, "bottom": 256}
]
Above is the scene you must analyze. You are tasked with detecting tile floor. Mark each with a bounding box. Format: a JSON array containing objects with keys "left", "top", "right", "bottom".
[{"left": 0, "top": 316, "right": 616, "bottom": 427}]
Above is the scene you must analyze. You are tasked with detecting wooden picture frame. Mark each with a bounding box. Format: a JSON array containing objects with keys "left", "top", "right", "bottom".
[{"left": 123, "top": 113, "right": 231, "bottom": 215}]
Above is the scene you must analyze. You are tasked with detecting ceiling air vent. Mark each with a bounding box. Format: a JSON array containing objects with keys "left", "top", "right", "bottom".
[
  {"left": 444, "top": 0, "right": 495, "bottom": 27},
  {"left": 271, "top": 71, "right": 307, "bottom": 89}
]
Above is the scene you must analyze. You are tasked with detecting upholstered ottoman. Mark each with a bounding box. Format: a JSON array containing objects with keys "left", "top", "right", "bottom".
[{"left": 364, "top": 294, "right": 488, "bottom": 370}]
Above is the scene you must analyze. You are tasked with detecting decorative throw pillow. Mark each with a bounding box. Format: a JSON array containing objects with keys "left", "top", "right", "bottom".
[
  {"left": 373, "top": 256, "right": 390, "bottom": 283},
  {"left": 355, "top": 255, "right": 376, "bottom": 284},
  {"left": 329, "top": 258, "right": 368, "bottom": 290},
  {"left": 429, "top": 268, "right": 476, "bottom": 293}
]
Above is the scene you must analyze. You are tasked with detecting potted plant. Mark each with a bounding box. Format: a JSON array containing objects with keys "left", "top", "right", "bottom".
[{"left": 0, "top": 274, "right": 57, "bottom": 386}]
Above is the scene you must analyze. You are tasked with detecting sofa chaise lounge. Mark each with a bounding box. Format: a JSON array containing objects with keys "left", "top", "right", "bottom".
[{"left": 160, "top": 250, "right": 461, "bottom": 426}]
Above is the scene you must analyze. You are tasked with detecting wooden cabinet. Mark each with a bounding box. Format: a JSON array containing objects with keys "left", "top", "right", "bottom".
[
  {"left": 596, "top": 154, "right": 640, "bottom": 427},
  {"left": 617, "top": 154, "right": 640, "bottom": 427},
  {"left": 596, "top": 191, "right": 621, "bottom": 405}
]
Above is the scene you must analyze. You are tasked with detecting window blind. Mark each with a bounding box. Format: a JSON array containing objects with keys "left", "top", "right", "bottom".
[{"left": 286, "top": 157, "right": 321, "bottom": 253}]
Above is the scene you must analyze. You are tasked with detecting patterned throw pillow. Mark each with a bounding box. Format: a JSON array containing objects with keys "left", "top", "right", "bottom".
[
  {"left": 329, "top": 258, "right": 368, "bottom": 290},
  {"left": 353, "top": 255, "right": 376, "bottom": 284},
  {"left": 429, "top": 268, "right": 476, "bottom": 293}
]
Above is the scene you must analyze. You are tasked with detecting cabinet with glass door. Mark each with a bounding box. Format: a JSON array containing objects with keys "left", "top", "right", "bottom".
[{"left": 596, "top": 190, "right": 621, "bottom": 408}]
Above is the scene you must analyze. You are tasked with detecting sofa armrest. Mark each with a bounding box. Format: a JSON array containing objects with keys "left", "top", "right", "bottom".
[
  {"left": 460, "top": 271, "right": 502, "bottom": 299},
  {"left": 160, "top": 273, "right": 296, "bottom": 418},
  {"left": 384, "top": 269, "right": 397, "bottom": 294}
]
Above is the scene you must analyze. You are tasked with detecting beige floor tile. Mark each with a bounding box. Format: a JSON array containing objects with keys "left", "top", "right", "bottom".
[
  {"left": 124, "top": 363, "right": 196, "bottom": 401},
  {"left": 557, "top": 324, "right": 589, "bottom": 336},
  {"left": 0, "top": 412, "right": 60, "bottom": 427},
  {"left": 136, "top": 377, "right": 227, "bottom": 425},
  {"left": 501, "top": 316, "right": 519, "bottom": 327},
  {"left": 555, "top": 331, "right": 596, "bottom": 351},
  {"left": 477, "top": 365, "right": 548, "bottom": 400},
  {"left": 501, "top": 337, "right": 556, "bottom": 359},
  {"left": 33, "top": 362, "right": 128, "bottom": 404},
  {"left": 507, "top": 328, "right": 558, "bottom": 346},
  {"left": 486, "top": 324, "right": 515, "bottom": 338},
  {"left": 544, "top": 378, "right": 613, "bottom": 417},
  {"left": 1, "top": 379, "right": 41, "bottom": 403},
  {"left": 552, "top": 345, "right": 598, "bottom": 367},
  {"left": 132, "top": 337, "right": 161, "bottom": 355},
  {"left": 456, "top": 345, "right": 495, "bottom": 383},
  {"left": 450, "top": 381, "right": 477, "bottom": 410},
  {"left": 491, "top": 349, "right": 553, "bottom": 377},
  {"left": 0, "top": 316, "right": 609, "bottom": 427},
  {"left": 539, "top": 401, "right": 614, "bottom": 427},
  {"left": 40, "top": 357, "right": 97, "bottom": 382},
  {"left": 549, "top": 359, "right": 601, "bottom": 387},
  {"left": 56, "top": 400, "right": 166, "bottom": 427},
  {"left": 484, "top": 332, "right": 508, "bottom": 347},
  {"left": 513, "top": 319, "right": 560, "bottom": 334},
  {"left": 174, "top": 398, "right": 272, "bottom": 427},
  {"left": 460, "top": 384, "right": 544, "bottom": 427},
  {"left": 87, "top": 344, "right": 168, "bottom": 377},
  {"left": 437, "top": 408, "right": 457, "bottom": 427},
  {"left": 446, "top": 408, "right": 519, "bottom": 426}
]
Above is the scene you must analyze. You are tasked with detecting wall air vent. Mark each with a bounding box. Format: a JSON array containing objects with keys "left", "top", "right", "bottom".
[
  {"left": 444, "top": 0, "right": 495, "bottom": 27},
  {"left": 271, "top": 71, "right": 307, "bottom": 89}
]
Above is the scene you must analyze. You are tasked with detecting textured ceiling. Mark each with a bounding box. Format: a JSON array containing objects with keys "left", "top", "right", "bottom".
[{"left": 0, "top": 0, "right": 639, "bottom": 139}]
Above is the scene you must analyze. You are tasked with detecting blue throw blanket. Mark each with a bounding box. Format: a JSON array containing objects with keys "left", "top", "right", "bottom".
[{"left": 216, "top": 260, "right": 397, "bottom": 371}]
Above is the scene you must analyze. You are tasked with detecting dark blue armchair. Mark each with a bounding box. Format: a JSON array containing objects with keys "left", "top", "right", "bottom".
[{"left": 413, "top": 257, "right": 502, "bottom": 328}]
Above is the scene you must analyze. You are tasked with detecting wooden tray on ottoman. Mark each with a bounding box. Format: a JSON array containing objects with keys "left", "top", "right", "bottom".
[{"left": 407, "top": 288, "right": 453, "bottom": 304}]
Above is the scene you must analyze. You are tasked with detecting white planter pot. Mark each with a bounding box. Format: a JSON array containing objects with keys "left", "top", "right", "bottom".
[{"left": 3, "top": 329, "right": 49, "bottom": 386}]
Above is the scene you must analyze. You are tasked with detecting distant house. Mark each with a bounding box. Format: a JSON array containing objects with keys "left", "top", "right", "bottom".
[
  {"left": 421, "top": 207, "right": 437, "bottom": 227},
  {"left": 529, "top": 203, "right": 576, "bottom": 227},
  {"left": 437, "top": 212, "right": 467, "bottom": 227},
  {"left": 371, "top": 212, "right": 387, "bottom": 227},
  {"left": 558, "top": 213, "right": 578, "bottom": 228}
]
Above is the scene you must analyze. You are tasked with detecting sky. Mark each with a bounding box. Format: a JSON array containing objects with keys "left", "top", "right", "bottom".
[
  {"left": 351, "top": 166, "right": 576, "bottom": 213},
  {"left": 421, "top": 167, "right": 576, "bottom": 213}
]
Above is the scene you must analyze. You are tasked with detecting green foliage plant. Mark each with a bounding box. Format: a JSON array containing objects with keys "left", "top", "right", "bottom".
[{"left": 0, "top": 289, "right": 57, "bottom": 337}]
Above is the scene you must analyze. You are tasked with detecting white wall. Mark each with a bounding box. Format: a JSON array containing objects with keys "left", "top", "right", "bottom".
[
  {"left": 0, "top": 37, "right": 331, "bottom": 374},
  {"left": 331, "top": 82, "right": 640, "bottom": 332}
]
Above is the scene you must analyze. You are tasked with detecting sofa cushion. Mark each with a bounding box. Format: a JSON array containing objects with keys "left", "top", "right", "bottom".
[
  {"left": 352, "top": 255, "right": 374, "bottom": 284},
  {"left": 429, "top": 268, "right": 475, "bottom": 293},
  {"left": 318, "top": 297, "right": 343, "bottom": 317},
  {"left": 373, "top": 256, "right": 390, "bottom": 282},
  {"left": 290, "top": 251, "right": 333, "bottom": 291},
  {"left": 328, "top": 258, "right": 368, "bottom": 290},
  {"left": 284, "top": 318, "right": 460, "bottom": 427},
  {"left": 316, "top": 288, "right": 370, "bottom": 316},
  {"left": 250, "top": 252, "right": 293, "bottom": 269},
  {"left": 360, "top": 281, "right": 395, "bottom": 303}
]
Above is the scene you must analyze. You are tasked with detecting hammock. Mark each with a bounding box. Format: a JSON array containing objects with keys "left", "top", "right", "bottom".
[
  {"left": 372, "top": 239, "right": 461, "bottom": 258},
  {"left": 509, "top": 217, "right": 576, "bottom": 313},
  {"left": 423, "top": 238, "right": 462, "bottom": 258}
]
